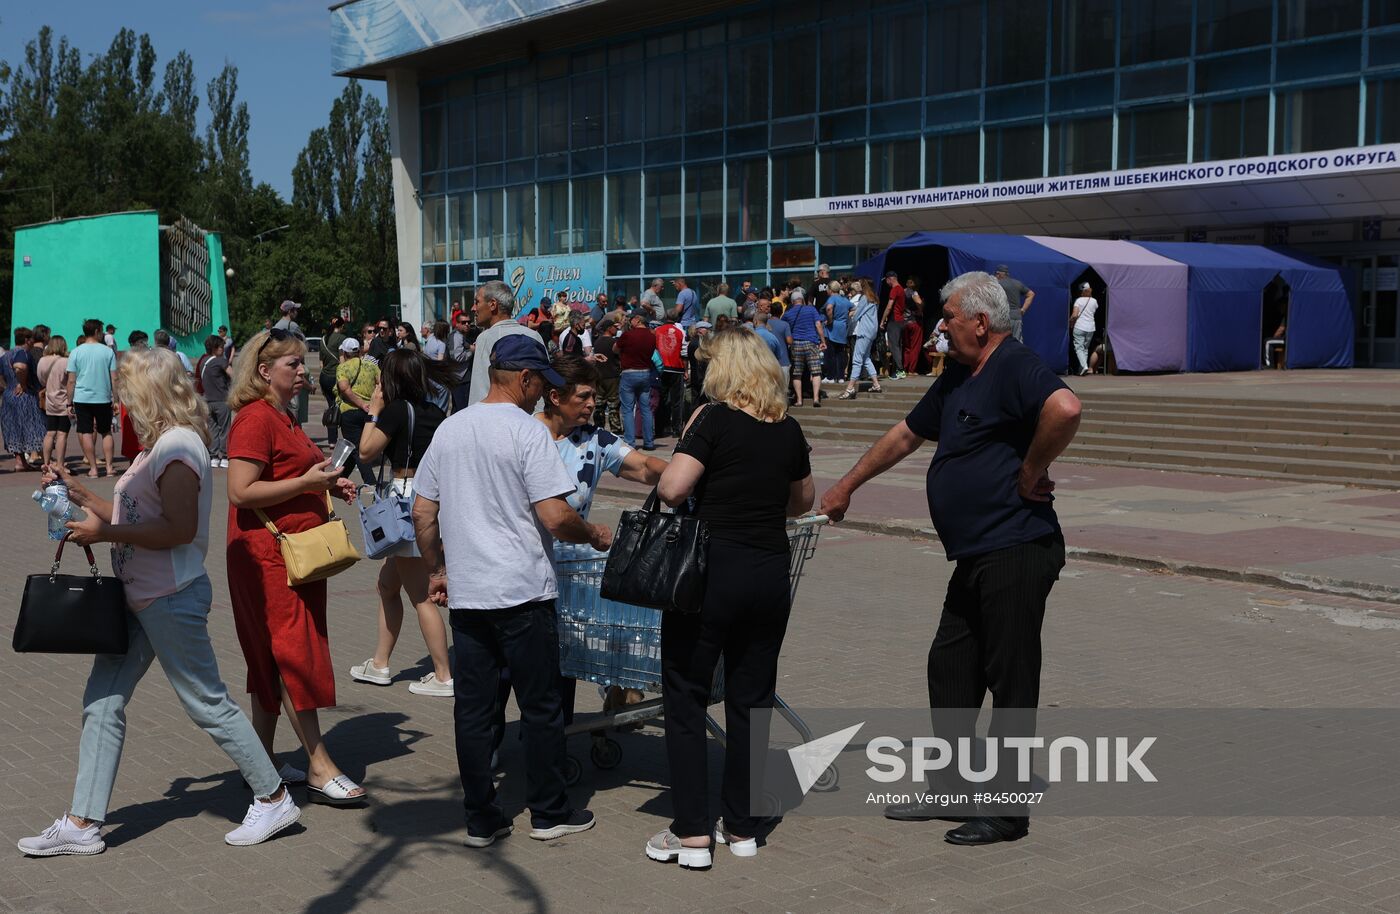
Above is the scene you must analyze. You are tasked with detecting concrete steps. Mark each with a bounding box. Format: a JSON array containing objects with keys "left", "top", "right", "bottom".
[{"left": 798, "top": 378, "right": 1400, "bottom": 488}]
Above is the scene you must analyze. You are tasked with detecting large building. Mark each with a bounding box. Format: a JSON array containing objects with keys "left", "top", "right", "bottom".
[{"left": 331, "top": 0, "right": 1400, "bottom": 367}]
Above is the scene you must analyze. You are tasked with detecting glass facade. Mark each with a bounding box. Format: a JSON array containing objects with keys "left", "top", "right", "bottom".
[{"left": 416, "top": 0, "right": 1400, "bottom": 316}]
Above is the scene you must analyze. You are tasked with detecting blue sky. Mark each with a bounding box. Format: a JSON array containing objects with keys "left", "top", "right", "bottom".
[{"left": 0, "top": 1, "right": 385, "bottom": 198}]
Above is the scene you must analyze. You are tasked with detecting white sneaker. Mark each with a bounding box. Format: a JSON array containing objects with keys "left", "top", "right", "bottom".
[
  {"left": 225, "top": 789, "right": 301, "bottom": 846},
  {"left": 17, "top": 815, "right": 105, "bottom": 857},
  {"left": 219, "top": 458, "right": 229, "bottom": 468},
  {"left": 408, "top": 672, "right": 454, "bottom": 696},
  {"left": 350, "top": 659, "right": 392, "bottom": 685},
  {"left": 211, "top": 457, "right": 220, "bottom": 468}
]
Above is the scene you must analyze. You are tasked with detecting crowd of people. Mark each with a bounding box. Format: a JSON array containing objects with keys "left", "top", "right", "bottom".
[{"left": 15, "top": 270, "right": 1081, "bottom": 866}]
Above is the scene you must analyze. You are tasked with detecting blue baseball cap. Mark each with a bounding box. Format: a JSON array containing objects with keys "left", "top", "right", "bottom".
[{"left": 490, "top": 334, "right": 565, "bottom": 386}]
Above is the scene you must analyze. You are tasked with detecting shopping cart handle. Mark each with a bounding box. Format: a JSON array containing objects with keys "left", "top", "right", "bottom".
[{"left": 787, "top": 514, "right": 830, "bottom": 528}]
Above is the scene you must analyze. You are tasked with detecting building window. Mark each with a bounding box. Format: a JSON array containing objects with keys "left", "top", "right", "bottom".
[
  {"left": 873, "top": 7, "right": 924, "bottom": 102},
  {"left": 726, "top": 158, "right": 767, "bottom": 244},
  {"left": 608, "top": 71, "right": 642, "bottom": 144},
  {"left": 689, "top": 164, "right": 724, "bottom": 245},
  {"left": 1120, "top": 0, "right": 1192, "bottom": 65},
  {"left": 1051, "top": 0, "right": 1117, "bottom": 75},
  {"left": 477, "top": 188, "right": 504, "bottom": 260},
  {"left": 446, "top": 98, "right": 471, "bottom": 169},
  {"left": 539, "top": 181, "right": 570, "bottom": 255},
  {"left": 1281, "top": 0, "right": 1363, "bottom": 40},
  {"left": 422, "top": 107, "right": 444, "bottom": 173},
  {"left": 647, "top": 58, "right": 684, "bottom": 138},
  {"left": 504, "top": 89, "right": 536, "bottom": 160},
  {"left": 872, "top": 139, "right": 921, "bottom": 191},
  {"left": 538, "top": 79, "right": 569, "bottom": 155},
  {"left": 575, "top": 177, "right": 604, "bottom": 252},
  {"left": 929, "top": 0, "right": 983, "bottom": 94},
  {"left": 773, "top": 29, "right": 818, "bottom": 117},
  {"left": 686, "top": 55, "right": 725, "bottom": 132},
  {"left": 1050, "top": 116, "right": 1113, "bottom": 175},
  {"left": 821, "top": 18, "right": 868, "bottom": 111},
  {"left": 1197, "top": 0, "right": 1274, "bottom": 54},
  {"left": 728, "top": 41, "right": 769, "bottom": 125},
  {"left": 571, "top": 74, "right": 604, "bottom": 149},
  {"left": 1194, "top": 95, "right": 1270, "bottom": 161},
  {"left": 987, "top": 123, "right": 1044, "bottom": 180},
  {"left": 422, "top": 195, "right": 447, "bottom": 262},
  {"left": 987, "top": 0, "right": 1047, "bottom": 86},
  {"left": 647, "top": 168, "right": 682, "bottom": 247},
  {"left": 771, "top": 150, "right": 815, "bottom": 238},
  {"left": 448, "top": 193, "right": 473, "bottom": 261},
  {"left": 1375, "top": 0, "right": 1400, "bottom": 25},
  {"left": 608, "top": 173, "right": 641, "bottom": 249},
  {"left": 476, "top": 94, "right": 505, "bottom": 164},
  {"left": 505, "top": 186, "right": 535, "bottom": 257},
  {"left": 1275, "top": 83, "right": 1360, "bottom": 152},
  {"left": 1119, "top": 105, "right": 1189, "bottom": 168},
  {"left": 822, "top": 145, "right": 866, "bottom": 197},
  {"left": 927, "top": 131, "right": 981, "bottom": 186}
]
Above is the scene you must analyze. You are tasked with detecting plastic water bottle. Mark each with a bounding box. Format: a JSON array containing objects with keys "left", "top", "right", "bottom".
[{"left": 32, "top": 482, "right": 86, "bottom": 541}]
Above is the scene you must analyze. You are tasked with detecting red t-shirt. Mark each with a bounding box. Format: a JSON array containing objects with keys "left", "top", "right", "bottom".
[
  {"left": 655, "top": 324, "right": 685, "bottom": 370},
  {"left": 889, "top": 283, "right": 907, "bottom": 322},
  {"left": 616, "top": 327, "right": 657, "bottom": 371}
]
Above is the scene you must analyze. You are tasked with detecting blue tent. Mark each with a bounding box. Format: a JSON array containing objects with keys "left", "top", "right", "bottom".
[
  {"left": 855, "top": 232, "right": 1085, "bottom": 372},
  {"left": 1263, "top": 247, "right": 1355, "bottom": 369},
  {"left": 1136, "top": 241, "right": 1353, "bottom": 371}
]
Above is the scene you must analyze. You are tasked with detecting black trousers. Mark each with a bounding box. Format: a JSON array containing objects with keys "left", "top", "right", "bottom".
[
  {"left": 450, "top": 601, "right": 571, "bottom": 832},
  {"left": 927, "top": 534, "right": 1065, "bottom": 817},
  {"left": 336, "top": 408, "right": 378, "bottom": 486},
  {"left": 659, "top": 369, "right": 686, "bottom": 437},
  {"left": 318, "top": 376, "right": 338, "bottom": 445},
  {"left": 661, "top": 540, "right": 791, "bottom": 838}
]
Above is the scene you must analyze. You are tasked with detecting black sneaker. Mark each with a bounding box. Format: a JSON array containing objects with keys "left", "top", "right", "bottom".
[
  {"left": 464, "top": 820, "right": 513, "bottom": 848},
  {"left": 884, "top": 799, "right": 968, "bottom": 822},
  {"left": 529, "top": 809, "right": 596, "bottom": 841}
]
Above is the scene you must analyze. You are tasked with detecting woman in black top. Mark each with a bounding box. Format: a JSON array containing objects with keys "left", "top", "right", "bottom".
[
  {"left": 646, "top": 328, "right": 815, "bottom": 870},
  {"left": 348, "top": 349, "right": 456, "bottom": 698}
]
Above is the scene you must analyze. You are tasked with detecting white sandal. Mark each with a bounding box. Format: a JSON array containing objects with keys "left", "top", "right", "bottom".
[
  {"left": 714, "top": 820, "right": 758, "bottom": 857},
  {"left": 645, "top": 830, "right": 712, "bottom": 869},
  {"left": 306, "top": 775, "right": 366, "bottom": 806}
]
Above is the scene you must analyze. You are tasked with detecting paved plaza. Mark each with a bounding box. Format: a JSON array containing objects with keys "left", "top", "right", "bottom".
[{"left": 4, "top": 453, "right": 1400, "bottom": 912}]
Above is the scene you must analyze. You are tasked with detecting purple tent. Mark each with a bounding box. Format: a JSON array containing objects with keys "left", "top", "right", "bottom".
[{"left": 1028, "top": 236, "right": 1189, "bottom": 373}]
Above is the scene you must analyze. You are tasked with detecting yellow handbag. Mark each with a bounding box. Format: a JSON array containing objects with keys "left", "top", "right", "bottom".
[{"left": 254, "top": 493, "right": 362, "bottom": 586}]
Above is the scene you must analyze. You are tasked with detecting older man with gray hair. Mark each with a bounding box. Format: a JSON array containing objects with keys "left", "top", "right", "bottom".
[
  {"left": 468, "top": 280, "right": 543, "bottom": 408},
  {"left": 820, "top": 271, "right": 1081, "bottom": 848}
]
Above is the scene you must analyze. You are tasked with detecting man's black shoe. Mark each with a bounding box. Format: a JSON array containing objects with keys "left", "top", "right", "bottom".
[
  {"left": 943, "top": 816, "right": 1029, "bottom": 846},
  {"left": 883, "top": 799, "right": 969, "bottom": 822}
]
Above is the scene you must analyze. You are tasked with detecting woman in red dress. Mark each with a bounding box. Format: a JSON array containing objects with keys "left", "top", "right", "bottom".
[
  {"left": 902, "top": 276, "right": 927, "bottom": 375},
  {"left": 225, "top": 329, "right": 366, "bottom": 805}
]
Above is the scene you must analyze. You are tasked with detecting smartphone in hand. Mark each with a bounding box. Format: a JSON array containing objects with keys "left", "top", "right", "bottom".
[{"left": 330, "top": 439, "right": 356, "bottom": 471}]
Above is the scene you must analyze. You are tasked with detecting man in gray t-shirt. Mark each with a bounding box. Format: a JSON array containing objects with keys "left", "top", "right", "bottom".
[
  {"left": 467, "top": 282, "right": 544, "bottom": 409},
  {"left": 413, "top": 332, "right": 609, "bottom": 845},
  {"left": 994, "top": 265, "right": 1035, "bottom": 342},
  {"left": 273, "top": 300, "right": 305, "bottom": 339},
  {"left": 638, "top": 278, "right": 665, "bottom": 320}
]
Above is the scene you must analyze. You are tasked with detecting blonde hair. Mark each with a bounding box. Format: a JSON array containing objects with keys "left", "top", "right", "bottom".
[
  {"left": 228, "top": 329, "right": 306, "bottom": 410},
  {"left": 120, "top": 348, "right": 210, "bottom": 448},
  {"left": 700, "top": 328, "right": 788, "bottom": 422},
  {"left": 44, "top": 335, "right": 68, "bottom": 358}
]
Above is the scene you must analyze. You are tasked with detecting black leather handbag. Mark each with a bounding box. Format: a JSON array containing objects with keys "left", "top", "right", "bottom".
[
  {"left": 13, "top": 534, "right": 129, "bottom": 654},
  {"left": 600, "top": 488, "right": 709, "bottom": 614}
]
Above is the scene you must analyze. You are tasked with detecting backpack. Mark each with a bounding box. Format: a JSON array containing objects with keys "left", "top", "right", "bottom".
[{"left": 194, "top": 354, "right": 210, "bottom": 394}]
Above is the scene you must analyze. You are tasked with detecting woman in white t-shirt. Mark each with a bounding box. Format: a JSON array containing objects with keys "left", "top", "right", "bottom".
[
  {"left": 1070, "top": 282, "right": 1099, "bottom": 376},
  {"left": 17, "top": 348, "right": 300, "bottom": 858}
]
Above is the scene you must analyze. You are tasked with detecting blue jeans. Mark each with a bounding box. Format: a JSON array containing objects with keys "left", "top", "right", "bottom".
[
  {"left": 451, "top": 601, "right": 571, "bottom": 832},
  {"left": 71, "top": 575, "right": 281, "bottom": 821},
  {"left": 619, "top": 370, "right": 654, "bottom": 447},
  {"left": 1072, "top": 328, "right": 1093, "bottom": 374},
  {"left": 849, "top": 334, "right": 878, "bottom": 384}
]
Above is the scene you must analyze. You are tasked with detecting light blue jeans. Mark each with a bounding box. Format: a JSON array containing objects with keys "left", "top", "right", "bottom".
[
  {"left": 619, "top": 370, "right": 654, "bottom": 448},
  {"left": 71, "top": 574, "right": 281, "bottom": 821},
  {"left": 1072, "top": 328, "right": 1094, "bottom": 374},
  {"left": 849, "top": 334, "right": 878, "bottom": 385}
]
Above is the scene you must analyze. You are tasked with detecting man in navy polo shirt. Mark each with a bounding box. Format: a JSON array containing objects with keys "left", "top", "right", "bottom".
[{"left": 820, "top": 271, "right": 1081, "bottom": 848}]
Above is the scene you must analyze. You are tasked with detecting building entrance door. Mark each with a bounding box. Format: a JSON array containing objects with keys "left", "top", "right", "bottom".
[{"left": 1347, "top": 255, "right": 1400, "bottom": 367}]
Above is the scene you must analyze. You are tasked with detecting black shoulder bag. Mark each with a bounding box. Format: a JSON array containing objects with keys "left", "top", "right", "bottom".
[
  {"left": 600, "top": 488, "right": 709, "bottom": 614},
  {"left": 14, "top": 533, "right": 128, "bottom": 654}
]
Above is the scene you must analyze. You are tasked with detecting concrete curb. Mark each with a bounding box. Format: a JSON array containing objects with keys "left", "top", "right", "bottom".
[{"left": 594, "top": 482, "right": 1400, "bottom": 607}]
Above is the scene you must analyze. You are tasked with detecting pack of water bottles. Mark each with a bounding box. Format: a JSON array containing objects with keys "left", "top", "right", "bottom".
[{"left": 555, "top": 543, "right": 668, "bottom": 692}]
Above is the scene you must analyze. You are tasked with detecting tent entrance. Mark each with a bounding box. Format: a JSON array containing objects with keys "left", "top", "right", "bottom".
[
  {"left": 1262, "top": 274, "right": 1290, "bottom": 367},
  {"left": 1069, "top": 268, "right": 1107, "bottom": 374}
]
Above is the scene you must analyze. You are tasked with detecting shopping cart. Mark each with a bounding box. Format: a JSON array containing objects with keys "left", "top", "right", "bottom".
[{"left": 555, "top": 515, "right": 834, "bottom": 789}]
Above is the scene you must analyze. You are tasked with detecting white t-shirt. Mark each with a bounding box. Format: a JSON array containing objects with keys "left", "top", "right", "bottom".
[
  {"left": 1073, "top": 296, "right": 1099, "bottom": 333},
  {"left": 414, "top": 402, "right": 576, "bottom": 609},
  {"left": 111, "top": 427, "right": 212, "bottom": 610}
]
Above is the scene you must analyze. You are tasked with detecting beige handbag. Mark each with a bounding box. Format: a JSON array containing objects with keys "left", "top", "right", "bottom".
[{"left": 255, "top": 493, "right": 362, "bottom": 586}]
